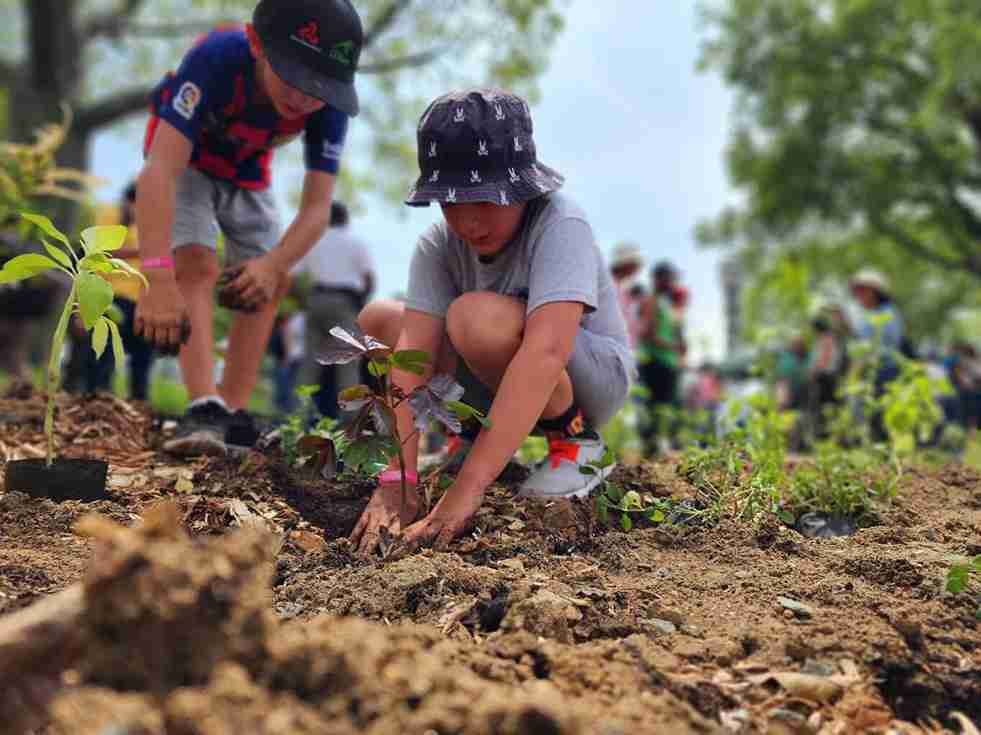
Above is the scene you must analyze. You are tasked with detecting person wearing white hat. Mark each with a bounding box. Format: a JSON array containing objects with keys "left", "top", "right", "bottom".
[
  {"left": 849, "top": 268, "right": 906, "bottom": 389},
  {"left": 609, "top": 242, "right": 645, "bottom": 347}
]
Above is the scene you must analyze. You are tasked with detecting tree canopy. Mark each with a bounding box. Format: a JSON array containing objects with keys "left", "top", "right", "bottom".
[
  {"left": 698, "top": 0, "right": 981, "bottom": 341},
  {"left": 0, "top": 0, "right": 565, "bottom": 205}
]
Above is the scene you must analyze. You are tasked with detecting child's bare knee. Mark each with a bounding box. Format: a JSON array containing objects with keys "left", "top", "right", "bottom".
[
  {"left": 358, "top": 300, "right": 403, "bottom": 343},
  {"left": 446, "top": 292, "right": 523, "bottom": 355}
]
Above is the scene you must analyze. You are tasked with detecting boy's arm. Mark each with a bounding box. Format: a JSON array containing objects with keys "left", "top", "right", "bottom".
[
  {"left": 134, "top": 120, "right": 193, "bottom": 351},
  {"left": 229, "top": 171, "right": 334, "bottom": 309},
  {"left": 403, "top": 300, "right": 584, "bottom": 548}
]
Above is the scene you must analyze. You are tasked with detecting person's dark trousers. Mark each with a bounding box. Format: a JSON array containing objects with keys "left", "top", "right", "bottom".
[
  {"left": 72, "top": 300, "right": 154, "bottom": 400},
  {"left": 119, "top": 300, "right": 155, "bottom": 401},
  {"left": 300, "top": 286, "right": 363, "bottom": 421},
  {"left": 639, "top": 360, "right": 679, "bottom": 446}
]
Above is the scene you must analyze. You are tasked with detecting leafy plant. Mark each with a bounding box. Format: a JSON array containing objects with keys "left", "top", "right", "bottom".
[
  {"left": 0, "top": 213, "right": 143, "bottom": 464},
  {"left": 316, "top": 326, "right": 488, "bottom": 506},
  {"left": 587, "top": 448, "right": 672, "bottom": 531},
  {"left": 785, "top": 442, "right": 894, "bottom": 521},
  {"left": 946, "top": 556, "right": 981, "bottom": 595},
  {"left": 0, "top": 106, "right": 101, "bottom": 225}
]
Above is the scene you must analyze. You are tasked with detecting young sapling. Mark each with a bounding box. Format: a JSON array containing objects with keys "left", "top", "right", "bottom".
[
  {"left": 0, "top": 213, "right": 145, "bottom": 465},
  {"left": 316, "top": 326, "right": 488, "bottom": 516}
]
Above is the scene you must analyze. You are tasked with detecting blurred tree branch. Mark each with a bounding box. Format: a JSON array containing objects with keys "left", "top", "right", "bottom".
[{"left": 85, "top": 0, "right": 152, "bottom": 39}]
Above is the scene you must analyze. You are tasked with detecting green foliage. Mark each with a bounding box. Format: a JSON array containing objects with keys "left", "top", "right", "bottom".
[
  {"left": 296, "top": 328, "right": 487, "bottom": 491},
  {"left": 0, "top": 107, "right": 100, "bottom": 225},
  {"left": 785, "top": 442, "right": 894, "bottom": 520},
  {"left": 946, "top": 556, "right": 981, "bottom": 595},
  {"left": 699, "top": 0, "right": 981, "bottom": 340},
  {"left": 588, "top": 447, "right": 670, "bottom": 532},
  {"left": 3, "top": 213, "right": 142, "bottom": 464}
]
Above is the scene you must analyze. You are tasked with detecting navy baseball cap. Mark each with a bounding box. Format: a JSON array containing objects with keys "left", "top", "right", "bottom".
[
  {"left": 406, "top": 88, "right": 564, "bottom": 207},
  {"left": 253, "top": 0, "right": 363, "bottom": 116}
]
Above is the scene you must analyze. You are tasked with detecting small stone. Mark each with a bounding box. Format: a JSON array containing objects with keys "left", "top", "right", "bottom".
[
  {"left": 801, "top": 659, "right": 837, "bottom": 677},
  {"left": 783, "top": 609, "right": 795, "bottom": 620},
  {"left": 777, "top": 596, "right": 814, "bottom": 619},
  {"left": 648, "top": 618, "right": 677, "bottom": 635},
  {"left": 498, "top": 559, "right": 526, "bottom": 575}
]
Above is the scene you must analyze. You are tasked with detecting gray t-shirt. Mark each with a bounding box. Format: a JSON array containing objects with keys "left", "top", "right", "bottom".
[{"left": 405, "top": 193, "right": 634, "bottom": 375}]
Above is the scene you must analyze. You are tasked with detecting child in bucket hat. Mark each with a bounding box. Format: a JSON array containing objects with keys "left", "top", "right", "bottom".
[{"left": 349, "top": 88, "right": 635, "bottom": 553}]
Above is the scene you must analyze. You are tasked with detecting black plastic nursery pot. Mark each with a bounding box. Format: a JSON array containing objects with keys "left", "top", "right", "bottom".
[{"left": 4, "top": 458, "right": 109, "bottom": 502}]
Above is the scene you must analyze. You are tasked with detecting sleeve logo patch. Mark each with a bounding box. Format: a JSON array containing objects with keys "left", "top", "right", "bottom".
[
  {"left": 174, "top": 81, "right": 202, "bottom": 120},
  {"left": 322, "top": 141, "right": 344, "bottom": 161}
]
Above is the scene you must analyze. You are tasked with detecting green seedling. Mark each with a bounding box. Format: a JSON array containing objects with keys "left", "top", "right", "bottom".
[
  {"left": 0, "top": 213, "right": 145, "bottom": 464},
  {"left": 946, "top": 556, "right": 981, "bottom": 595},
  {"left": 586, "top": 447, "right": 670, "bottom": 531},
  {"left": 316, "top": 326, "right": 488, "bottom": 515}
]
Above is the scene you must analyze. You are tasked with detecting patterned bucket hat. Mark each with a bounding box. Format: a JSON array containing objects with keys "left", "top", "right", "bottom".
[{"left": 405, "top": 88, "right": 564, "bottom": 207}]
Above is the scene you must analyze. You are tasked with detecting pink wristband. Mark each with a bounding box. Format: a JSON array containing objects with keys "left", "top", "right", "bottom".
[
  {"left": 141, "top": 256, "right": 174, "bottom": 269},
  {"left": 379, "top": 469, "right": 417, "bottom": 485}
]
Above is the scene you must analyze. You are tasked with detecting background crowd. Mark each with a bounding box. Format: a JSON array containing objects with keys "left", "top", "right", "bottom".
[{"left": 0, "top": 187, "right": 978, "bottom": 459}]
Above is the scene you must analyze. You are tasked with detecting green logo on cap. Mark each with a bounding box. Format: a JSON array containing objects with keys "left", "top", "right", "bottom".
[{"left": 328, "top": 40, "right": 355, "bottom": 67}]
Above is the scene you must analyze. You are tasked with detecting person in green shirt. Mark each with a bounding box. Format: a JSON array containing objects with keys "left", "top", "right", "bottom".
[{"left": 638, "top": 261, "right": 681, "bottom": 451}]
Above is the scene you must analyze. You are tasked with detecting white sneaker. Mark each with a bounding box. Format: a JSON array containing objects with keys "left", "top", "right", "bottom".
[{"left": 519, "top": 436, "right": 614, "bottom": 499}]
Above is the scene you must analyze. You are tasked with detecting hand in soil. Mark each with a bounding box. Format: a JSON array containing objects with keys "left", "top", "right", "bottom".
[
  {"left": 350, "top": 480, "right": 421, "bottom": 556},
  {"left": 402, "top": 485, "right": 485, "bottom": 550}
]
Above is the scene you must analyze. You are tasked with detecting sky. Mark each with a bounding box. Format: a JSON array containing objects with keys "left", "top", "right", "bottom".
[{"left": 92, "top": 0, "right": 736, "bottom": 360}]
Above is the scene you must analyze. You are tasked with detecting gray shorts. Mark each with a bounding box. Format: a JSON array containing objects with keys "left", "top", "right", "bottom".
[
  {"left": 456, "top": 329, "right": 633, "bottom": 429},
  {"left": 171, "top": 167, "right": 282, "bottom": 266}
]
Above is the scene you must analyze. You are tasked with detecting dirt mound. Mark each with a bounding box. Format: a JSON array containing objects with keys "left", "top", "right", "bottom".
[{"left": 26, "top": 506, "right": 713, "bottom": 735}]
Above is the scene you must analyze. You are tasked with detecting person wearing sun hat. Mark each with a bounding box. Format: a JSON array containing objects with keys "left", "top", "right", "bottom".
[
  {"left": 134, "top": 0, "right": 363, "bottom": 457},
  {"left": 609, "top": 241, "right": 645, "bottom": 347},
  {"left": 349, "top": 88, "right": 635, "bottom": 553},
  {"left": 849, "top": 267, "right": 906, "bottom": 394}
]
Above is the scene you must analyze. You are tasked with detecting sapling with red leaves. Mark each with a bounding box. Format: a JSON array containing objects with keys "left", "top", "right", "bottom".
[{"left": 312, "top": 325, "right": 488, "bottom": 514}]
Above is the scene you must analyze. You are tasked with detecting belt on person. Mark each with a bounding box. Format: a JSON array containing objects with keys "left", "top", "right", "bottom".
[{"left": 311, "top": 284, "right": 365, "bottom": 308}]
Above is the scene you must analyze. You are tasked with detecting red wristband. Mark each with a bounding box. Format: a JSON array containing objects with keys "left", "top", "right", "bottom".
[
  {"left": 379, "top": 469, "right": 417, "bottom": 485},
  {"left": 141, "top": 256, "right": 174, "bottom": 269}
]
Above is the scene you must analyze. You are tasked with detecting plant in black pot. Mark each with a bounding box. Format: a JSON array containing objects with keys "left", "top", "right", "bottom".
[{"left": 1, "top": 213, "right": 144, "bottom": 501}]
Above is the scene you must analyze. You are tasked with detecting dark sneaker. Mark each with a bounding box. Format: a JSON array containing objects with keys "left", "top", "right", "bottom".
[
  {"left": 162, "top": 401, "right": 230, "bottom": 457},
  {"left": 225, "top": 410, "right": 262, "bottom": 449}
]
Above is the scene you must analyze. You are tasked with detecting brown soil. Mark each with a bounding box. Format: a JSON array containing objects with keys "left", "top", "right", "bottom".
[{"left": 0, "top": 392, "right": 979, "bottom": 734}]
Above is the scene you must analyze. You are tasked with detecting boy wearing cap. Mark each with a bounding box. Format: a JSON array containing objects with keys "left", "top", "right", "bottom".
[
  {"left": 349, "top": 88, "right": 635, "bottom": 553},
  {"left": 135, "top": 0, "right": 362, "bottom": 456}
]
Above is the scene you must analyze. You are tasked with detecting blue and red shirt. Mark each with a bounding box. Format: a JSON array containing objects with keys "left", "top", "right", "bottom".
[{"left": 145, "top": 26, "right": 348, "bottom": 190}]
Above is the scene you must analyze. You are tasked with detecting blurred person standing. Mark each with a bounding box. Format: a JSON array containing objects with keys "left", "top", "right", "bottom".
[
  {"left": 296, "top": 200, "right": 375, "bottom": 418},
  {"left": 947, "top": 340, "right": 981, "bottom": 437},
  {"left": 849, "top": 269, "right": 905, "bottom": 389},
  {"left": 670, "top": 283, "right": 690, "bottom": 369},
  {"left": 775, "top": 335, "right": 808, "bottom": 411},
  {"left": 638, "top": 261, "right": 681, "bottom": 451},
  {"left": 805, "top": 304, "right": 850, "bottom": 436},
  {"left": 609, "top": 242, "right": 645, "bottom": 347}
]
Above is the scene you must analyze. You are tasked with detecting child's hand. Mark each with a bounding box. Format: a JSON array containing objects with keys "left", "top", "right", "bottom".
[
  {"left": 349, "top": 479, "right": 420, "bottom": 556},
  {"left": 217, "top": 257, "right": 284, "bottom": 312},
  {"left": 402, "top": 484, "right": 485, "bottom": 550}
]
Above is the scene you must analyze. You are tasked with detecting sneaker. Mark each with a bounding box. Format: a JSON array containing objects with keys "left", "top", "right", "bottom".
[
  {"left": 162, "top": 401, "right": 230, "bottom": 457},
  {"left": 225, "top": 410, "right": 261, "bottom": 449},
  {"left": 443, "top": 433, "right": 473, "bottom": 474},
  {"left": 519, "top": 435, "right": 614, "bottom": 499}
]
